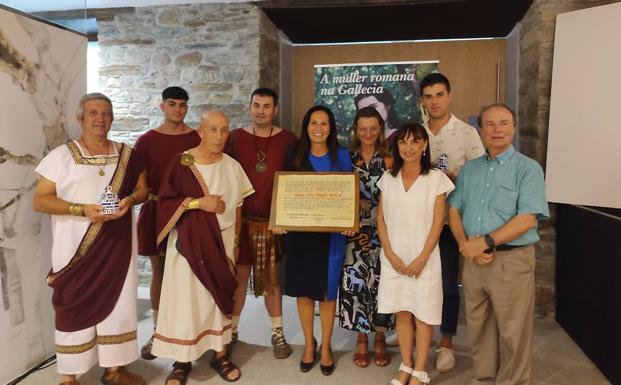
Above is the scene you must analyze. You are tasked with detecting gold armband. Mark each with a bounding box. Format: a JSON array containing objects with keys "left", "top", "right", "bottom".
[
  {"left": 186, "top": 198, "right": 201, "bottom": 210},
  {"left": 234, "top": 233, "right": 240, "bottom": 247},
  {"left": 68, "top": 202, "right": 84, "bottom": 216}
]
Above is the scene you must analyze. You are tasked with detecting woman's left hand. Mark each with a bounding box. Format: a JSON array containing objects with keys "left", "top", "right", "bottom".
[{"left": 405, "top": 256, "right": 428, "bottom": 278}]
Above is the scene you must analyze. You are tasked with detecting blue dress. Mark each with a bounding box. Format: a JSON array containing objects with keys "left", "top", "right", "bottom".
[{"left": 284, "top": 148, "right": 352, "bottom": 301}]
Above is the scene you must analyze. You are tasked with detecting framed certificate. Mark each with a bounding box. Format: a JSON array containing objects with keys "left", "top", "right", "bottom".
[{"left": 268, "top": 171, "right": 360, "bottom": 232}]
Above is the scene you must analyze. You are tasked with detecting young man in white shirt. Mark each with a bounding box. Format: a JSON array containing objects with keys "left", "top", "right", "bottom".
[{"left": 420, "top": 73, "right": 485, "bottom": 373}]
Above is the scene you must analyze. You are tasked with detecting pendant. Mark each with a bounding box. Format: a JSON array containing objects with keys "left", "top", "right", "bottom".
[
  {"left": 99, "top": 170, "right": 105, "bottom": 176},
  {"left": 255, "top": 161, "right": 267, "bottom": 173}
]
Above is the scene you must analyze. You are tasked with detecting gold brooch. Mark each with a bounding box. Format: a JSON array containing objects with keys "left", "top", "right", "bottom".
[{"left": 180, "top": 153, "right": 194, "bottom": 166}]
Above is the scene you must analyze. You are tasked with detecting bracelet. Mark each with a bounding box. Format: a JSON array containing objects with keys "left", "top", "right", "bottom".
[
  {"left": 186, "top": 198, "right": 201, "bottom": 210},
  {"left": 127, "top": 194, "right": 138, "bottom": 205},
  {"left": 68, "top": 202, "right": 84, "bottom": 216}
]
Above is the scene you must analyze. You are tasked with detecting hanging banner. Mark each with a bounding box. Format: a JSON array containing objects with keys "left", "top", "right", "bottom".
[{"left": 314, "top": 60, "right": 438, "bottom": 147}]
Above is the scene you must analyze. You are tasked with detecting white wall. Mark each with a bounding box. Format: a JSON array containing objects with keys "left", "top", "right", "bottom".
[{"left": 546, "top": 2, "right": 621, "bottom": 209}]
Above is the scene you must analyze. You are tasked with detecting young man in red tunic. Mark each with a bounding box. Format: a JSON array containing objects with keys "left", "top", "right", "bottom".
[
  {"left": 133, "top": 87, "right": 200, "bottom": 360},
  {"left": 225, "top": 88, "right": 298, "bottom": 358}
]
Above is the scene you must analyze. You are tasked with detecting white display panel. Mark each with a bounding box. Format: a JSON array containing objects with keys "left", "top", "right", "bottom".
[
  {"left": 546, "top": 2, "right": 621, "bottom": 209},
  {"left": 0, "top": 6, "right": 86, "bottom": 383}
]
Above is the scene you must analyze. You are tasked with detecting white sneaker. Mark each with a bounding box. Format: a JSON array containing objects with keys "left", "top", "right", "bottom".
[
  {"left": 435, "top": 346, "right": 456, "bottom": 373},
  {"left": 385, "top": 332, "right": 399, "bottom": 347}
]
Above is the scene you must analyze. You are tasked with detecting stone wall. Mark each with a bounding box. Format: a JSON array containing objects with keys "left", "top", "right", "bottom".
[
  {"left": 97, "top": 3, "right": 280, "bottom": 144},
  {"left": 96, "top": 3, "right": 280, "bottom": 285},
  {"left": 518, "top": 0, "right": 617, "bottom": 316}
]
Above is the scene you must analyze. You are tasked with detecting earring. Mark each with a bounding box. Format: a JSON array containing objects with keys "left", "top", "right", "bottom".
[{"left": 423, "top": 151, "right": 426, "bottom": 156}]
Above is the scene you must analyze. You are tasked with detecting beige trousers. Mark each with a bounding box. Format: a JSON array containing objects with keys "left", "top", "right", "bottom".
[{"left": 462, "top": 245, "right": 535, "bottom": 385}]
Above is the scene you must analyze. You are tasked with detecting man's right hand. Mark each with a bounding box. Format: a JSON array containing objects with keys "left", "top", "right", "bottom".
[
  {"left": 473, "top": 251, "right": 495, "bottom": 265},
  {"left": 200, "top": 195, "right": 225, "bottom": 214}
]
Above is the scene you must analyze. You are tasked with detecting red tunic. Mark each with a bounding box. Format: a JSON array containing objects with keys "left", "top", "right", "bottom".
[
  {"left": 134, "top": 129, "right": 200, "bottom": 256},
  {"left": 225, "top": 128, "right": 298, "bottom": 265}
]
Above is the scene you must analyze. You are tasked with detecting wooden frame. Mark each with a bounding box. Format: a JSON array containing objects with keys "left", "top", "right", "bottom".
[{"left": 268, "top": 171, "right": 360, "bottom": 232}]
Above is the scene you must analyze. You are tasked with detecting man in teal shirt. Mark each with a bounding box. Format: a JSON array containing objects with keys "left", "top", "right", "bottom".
[{"left": 448, "top": 103, "right": 549, "bottom": 385}]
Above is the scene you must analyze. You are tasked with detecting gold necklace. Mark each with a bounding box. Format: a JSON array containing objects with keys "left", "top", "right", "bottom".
[{"left": 81, "top": 138, "right": 111, "bottom": 176}]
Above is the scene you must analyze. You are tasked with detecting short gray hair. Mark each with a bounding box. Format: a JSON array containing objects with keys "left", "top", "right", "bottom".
[{"left": 76, "top": 93, "right": 114, "bottom": 121}]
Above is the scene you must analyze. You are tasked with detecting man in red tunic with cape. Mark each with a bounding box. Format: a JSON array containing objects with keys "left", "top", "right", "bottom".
[{"left": 153, "top": 111, "right": 253, "bottom": 384}]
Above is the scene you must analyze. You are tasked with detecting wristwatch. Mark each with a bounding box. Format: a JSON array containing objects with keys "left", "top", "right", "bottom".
[{"left": 484, "top": 234, "right": 496, "bottom": 252}]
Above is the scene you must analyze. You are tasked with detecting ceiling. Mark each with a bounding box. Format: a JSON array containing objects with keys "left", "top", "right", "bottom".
[
  {"left": 259, "top": 0, "right": 534, "bottom": 44},
  {"left": 2, "top": 0, "right": 533, "bottom": 44}
]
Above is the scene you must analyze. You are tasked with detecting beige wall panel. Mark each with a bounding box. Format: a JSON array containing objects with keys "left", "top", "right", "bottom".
[{"left": 291, "top": 39, "right": 506, "bottom": 133}]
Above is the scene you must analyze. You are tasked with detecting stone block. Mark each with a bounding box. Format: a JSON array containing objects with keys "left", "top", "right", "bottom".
[
  {"left": 190, "top": 83, "right": 233, "bottom": 92},
  {"left": 99, "top": 38, "right": 155, "bottom": 47},
  {"left": 174, "top": 52, "right": 203, "bottom": 66},
  {"left": 221, "top": 71, "right": 244, "bottom": 83},
  {"left": 156, "top": 8, "right": 181, "bottom": 27},
  {"left": 99, "top": 65, "right": 143, "bottom": 77},
  {"left": 535, "top": 285, "right": 555, "bottom": 306},
  {"left": 112, "top": 116, "right": 150, "bottom": 132},
  {"left": 150, "top": 52, "right": 171, "bottom": 66}
]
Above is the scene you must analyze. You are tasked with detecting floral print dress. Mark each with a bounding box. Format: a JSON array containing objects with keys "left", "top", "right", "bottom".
[{"left": 339, "top": 151, "right": 394, "bottom": 333}]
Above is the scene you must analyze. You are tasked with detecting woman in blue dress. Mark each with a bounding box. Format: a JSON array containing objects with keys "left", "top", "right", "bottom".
[{"left": 275, "top": 105, "right": 351, "bottom": 376}]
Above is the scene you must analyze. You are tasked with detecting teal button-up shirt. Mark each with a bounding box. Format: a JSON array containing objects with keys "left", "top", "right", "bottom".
[{"left": 448, "top": 145, "right": 550, "bottom": 245}]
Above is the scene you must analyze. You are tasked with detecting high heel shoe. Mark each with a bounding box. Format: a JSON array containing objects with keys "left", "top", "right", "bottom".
[
  {"left": 300, "top": 338, "right": 317, "bottom": 372},
  {"left": 319, "top": 345, "right": 335, "bottom": 376}
]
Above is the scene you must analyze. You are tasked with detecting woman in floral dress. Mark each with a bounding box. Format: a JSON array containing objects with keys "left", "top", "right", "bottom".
[{"left": 339, "top": 106, "right": 394, "bottom": 368}]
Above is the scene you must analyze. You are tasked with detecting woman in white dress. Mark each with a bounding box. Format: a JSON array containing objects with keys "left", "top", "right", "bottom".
[{"left": 376, "top": 123, "right": 454, "bottom": 385}]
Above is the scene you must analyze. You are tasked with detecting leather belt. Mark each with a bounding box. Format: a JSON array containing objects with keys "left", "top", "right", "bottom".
[{"left": 495, "top": 244, "right": 523, "bottom": 251}]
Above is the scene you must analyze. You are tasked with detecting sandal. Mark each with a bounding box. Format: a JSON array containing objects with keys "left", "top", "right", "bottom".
[
  {"left": 59, "top": 381, "right": 79, "bottom": 385},
  {"left": 374, "top": 337, "right": 391, "bottom": 367},
  {"left": 353, "top": 338, "right": 370, "bottom": 368},
  {"left": 165, "top": 362, "right": 191, "bottom": 385},
  {"left": 389, "top": 363, "right": 413, "bottom": 385},
  {"left": 141, "top": 334, "right": 157, "bottom": 360},
  {"left": 210, "top": 353, "right": 241, "bottom": 382},
  {"left": 409, "top": 370, "right": 430, "bottom": 385}
]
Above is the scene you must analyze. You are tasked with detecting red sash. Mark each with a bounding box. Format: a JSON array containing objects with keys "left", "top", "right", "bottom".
[
  {"left": 156, "top": 153, "right": 237, "bottom": 316},
  {"left": 48, "top": 143, "right": 143, "bottom": 332}
]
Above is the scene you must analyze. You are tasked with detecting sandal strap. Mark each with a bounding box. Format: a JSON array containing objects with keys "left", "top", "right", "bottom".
[
  {"left": 166, "top": 362, "right": 191, "bottom": 385},
  {"left": 213, "top": 354, "right": 239, "bottom": 375},
  {"left": 172, "top": 361, "right": 192, "bottom": 372},
  {"left": 390, "top": 380, "right": 405, "bottom": 385},
  {"left": 412, "top": 370, "right": 430, "bottom": 384},
  {"left": 398, "top": 363, "right": 414, "bottom": 374}
]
